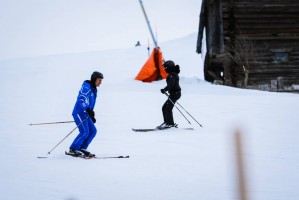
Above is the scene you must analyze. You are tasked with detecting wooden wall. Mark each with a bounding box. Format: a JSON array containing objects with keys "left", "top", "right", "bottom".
[{"left": 198, "top": 0, "right": 299, "bottom": 92}]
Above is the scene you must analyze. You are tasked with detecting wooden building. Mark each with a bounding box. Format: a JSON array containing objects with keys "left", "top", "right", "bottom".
[{"left": 197, "top": 0, "right": 299, "bottom": 92}]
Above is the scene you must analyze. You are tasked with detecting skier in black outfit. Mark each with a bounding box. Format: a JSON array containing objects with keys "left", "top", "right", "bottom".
[{"left": 158, "top": 60, "right": 181, "bottom": 129}]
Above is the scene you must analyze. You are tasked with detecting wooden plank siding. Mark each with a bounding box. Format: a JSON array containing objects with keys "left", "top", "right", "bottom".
[{"left": 197, "top": 0, "right": 299, "bottom": 92}]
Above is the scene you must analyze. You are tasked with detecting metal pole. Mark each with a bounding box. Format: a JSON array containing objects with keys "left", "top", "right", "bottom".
[
  {"left": 29, "top": 121, "right": 74, "bottom": 126},
  {"left": 138, "top": 0, "right": 158, "bottom": 48},
  {"left": 47, "top": 117, "right": 88, "bottom": 155},
  {"left": 165, "top": 93, "right": 203, "bottom": 127},
  {"left": 164, "top": 94, "right": 191, "bottom": 125},
  {"left": 147, "top": 38, "right": 150, "bottom": 57}
]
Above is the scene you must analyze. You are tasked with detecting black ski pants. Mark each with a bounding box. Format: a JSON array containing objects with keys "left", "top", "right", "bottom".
[{"left": 162, "top": 91, "right": 181, "bottom": 125}]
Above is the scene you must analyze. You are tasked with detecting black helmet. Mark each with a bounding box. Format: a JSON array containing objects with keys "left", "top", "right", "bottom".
[
  {"left": 91, "top": 71, "right": 103, "bottom": 87},
  {"left": 163, "top": 60, "right": 175, "bottom": 69},
  {"left": 163, "top": 60, "right": 180, "bottom": 73},
  {"left": 91, "top": 71, "right": 103, "bottom": 80}
]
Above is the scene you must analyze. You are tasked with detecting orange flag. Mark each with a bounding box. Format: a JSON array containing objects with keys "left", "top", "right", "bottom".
[{"left": 135, "top": 47, "right": 168, "bottom": 82}]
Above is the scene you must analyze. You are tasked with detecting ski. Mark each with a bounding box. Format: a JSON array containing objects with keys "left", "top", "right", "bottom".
[
  {"left": 132, "top": 127, "right": 194, "bottom": 132},
  {"left": 37, "top": 156, "right": 49, "bottom": 159},
  {"left": 75, "top": 155, "right": 130, "bottom": 159},
  {"left": 37, "top": 155, "right": 129, "bottom": 159},
  {"left": 65, "top": 151, "right": 87, "bottom": 158},
  {"left": 65, "top": 151, "right": 129, "bottom": 159},
  {"left": 91, "top": 155, "right": 130, "bottom": 159},
  {"left": 132, "top": 128, "right": 157, "bottom": 132}
]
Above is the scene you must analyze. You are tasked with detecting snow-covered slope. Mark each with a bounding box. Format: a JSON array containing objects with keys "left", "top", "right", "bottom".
[{"left": 0, "top": 32, "right": 299, "bottom": 200}]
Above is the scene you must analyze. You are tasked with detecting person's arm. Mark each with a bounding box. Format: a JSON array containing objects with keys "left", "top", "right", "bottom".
[
  {"left": 163, "top": 74, "right": 175, "bottom": 92},
  {"left": 77, "top": 85, "right": 92, "bottom": 111}
]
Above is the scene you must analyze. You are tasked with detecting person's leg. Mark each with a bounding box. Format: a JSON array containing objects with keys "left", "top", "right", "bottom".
[
  {"left": 162, "top": 98, "right": 175, "bottom": 125},
  {"left": 162, "top": 92, "right": 181, "bottom": 125},
  {"left": 70, "top": 114, "right": 90, "bottom": 150},
  {"left": 81, "top": 118, "right": 97, "bottom": 150}
]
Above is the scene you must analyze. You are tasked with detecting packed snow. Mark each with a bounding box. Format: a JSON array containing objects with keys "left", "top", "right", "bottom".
[
  {"left": 1, "top": 1, "right": 299, "bottom": 200},
  {"left": 1, "top": 32, "right": 299, "bottom": 200}
]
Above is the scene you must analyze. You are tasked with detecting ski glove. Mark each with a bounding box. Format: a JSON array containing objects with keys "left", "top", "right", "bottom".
[
  {"left": 160, "top": 88, "right": 166, "bottom": 94},
  {"left": 91, "top": 117, "right": 96, "bottom": 123},
  {"left": 86, "top": 108, "right": 95, "bottom": 118}
]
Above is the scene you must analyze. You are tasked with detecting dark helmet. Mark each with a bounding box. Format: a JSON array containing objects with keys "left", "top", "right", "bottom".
[
  {"left": 91, "top": 71, "right": 103, "bottom": 87},
  {"left": 163, "top": 60, "right": 180, "bottom": 74},
  {"left": 163, "top": 60, "right": 175, "bottom": 69}
]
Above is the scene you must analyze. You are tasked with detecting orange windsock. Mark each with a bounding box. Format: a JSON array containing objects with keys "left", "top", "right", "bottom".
[{"left": 135, "top": 47, "right": 168, "bottom": 82}]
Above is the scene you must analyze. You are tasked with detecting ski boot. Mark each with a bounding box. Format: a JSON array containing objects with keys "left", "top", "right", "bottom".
[
  {"left": 67, "top": 149, "right": 85, "bottom": 157},
  {"left": 157, "top": 122, "right": 178, "bottom": 130},
  {"left": 80, "top": 149, "right": 96, "bottom": 158}
]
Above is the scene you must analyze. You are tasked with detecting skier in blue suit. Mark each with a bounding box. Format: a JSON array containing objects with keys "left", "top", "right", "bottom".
[{"left": 67, "top": 71, "right": 103, "bottom": 157}]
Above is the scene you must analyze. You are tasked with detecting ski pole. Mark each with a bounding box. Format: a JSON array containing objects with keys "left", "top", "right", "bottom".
[
  {"left": 165, "top": 93, "right": 203, "bottom": 127},
  {"left": 164, "top": 94, "right": 191, "bottom": 125},
  {"left": 29, "top": 121, "right": 74, "bottom": 126},
  {"left": 47, "top": 117, "right": 88, "bottom": 155}
]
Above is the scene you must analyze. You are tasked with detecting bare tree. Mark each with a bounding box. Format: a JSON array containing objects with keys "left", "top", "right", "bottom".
[{"left": 224, "top": 34, "right": 262, "bottom": 87}]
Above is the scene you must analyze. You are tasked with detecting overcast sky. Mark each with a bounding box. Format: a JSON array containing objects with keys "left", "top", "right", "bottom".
[{"left": 0, "top": 0, "right": 201, "bottom": 60}]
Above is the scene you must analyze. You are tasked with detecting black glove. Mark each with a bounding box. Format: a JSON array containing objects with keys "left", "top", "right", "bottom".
[
  {"left": 86, "top": 108, "right": 95, "bottom": 118},
  {"left": 161, "top": 88, "right": 166, "bottom": 94},
  {"left": 91, "top": 117, "right": 96, "bottom": 123}
]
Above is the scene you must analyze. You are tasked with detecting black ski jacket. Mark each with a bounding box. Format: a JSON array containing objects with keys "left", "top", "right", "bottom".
[{"left": 163, "top": 72, "right": 181, "bottom": 94}]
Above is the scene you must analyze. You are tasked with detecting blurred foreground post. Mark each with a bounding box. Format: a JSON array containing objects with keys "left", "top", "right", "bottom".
[{"left": 235, "top": 131, "right": 248, "bottom": 200}]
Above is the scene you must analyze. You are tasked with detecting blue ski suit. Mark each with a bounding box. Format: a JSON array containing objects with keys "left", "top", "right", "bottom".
[{"left": 70, "top": 80, "right": 97, "bottom": 150}]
